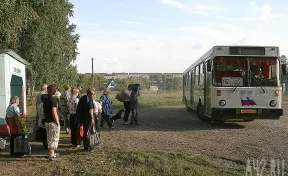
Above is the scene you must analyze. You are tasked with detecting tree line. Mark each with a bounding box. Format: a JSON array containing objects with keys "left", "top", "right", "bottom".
[
  {"left": 78, "top": 73, "right": 183, "bottom": 92},
  {"left": 0, "top": 0, "right": 79, "bottom": 92}
]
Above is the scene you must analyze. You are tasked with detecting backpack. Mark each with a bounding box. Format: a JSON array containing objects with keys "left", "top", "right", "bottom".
[
  {"left": 115, "top": 90, "right": 125, "bottom": 102},
  {"left": 60, "top": 92, "right": 70, "bottom": 110}
]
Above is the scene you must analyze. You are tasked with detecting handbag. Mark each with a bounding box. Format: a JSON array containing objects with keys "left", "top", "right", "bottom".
[
  {"left": 88, "top": 126, "right": 101, "bottom": 147},
  {"left": 34, "top": 129, "right": 42, "bottom": 141},
  {"left": 76, "top": 124, "right": 84, "bottom": 138},
  {"left": 34, "top": 128, "right": 46, "bottom": 141}
]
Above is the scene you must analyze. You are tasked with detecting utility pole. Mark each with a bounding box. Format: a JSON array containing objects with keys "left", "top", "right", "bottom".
[{"left": 91, "top": 57, "right": 94, "bottom": 87}]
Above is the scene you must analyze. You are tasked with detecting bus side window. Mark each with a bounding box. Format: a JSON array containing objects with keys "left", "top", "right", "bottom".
[
  {"left": 207, "top": 60, "right": 211, "bottom": 72},
  {"left": 195, "top": 66, "right": 199, "bottom": 85}
]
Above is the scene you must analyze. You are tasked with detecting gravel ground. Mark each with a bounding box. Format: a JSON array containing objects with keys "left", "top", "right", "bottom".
[{"left": 102, "top": 103, "right": 288, "bottom": 165}]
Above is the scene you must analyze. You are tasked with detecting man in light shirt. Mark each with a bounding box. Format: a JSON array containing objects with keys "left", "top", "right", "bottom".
[{"left": 123, "top": 84, "right": 132, "bottom": 125}]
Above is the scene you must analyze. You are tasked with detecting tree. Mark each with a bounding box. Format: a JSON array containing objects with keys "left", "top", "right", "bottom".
[{"left": 0, "top": 0, "right": 79, "bottom": 92}]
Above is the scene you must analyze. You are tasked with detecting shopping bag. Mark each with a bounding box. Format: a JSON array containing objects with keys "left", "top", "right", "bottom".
[
  {"left": 76, "top": 124, "right": 84, "bottom": 138},
  {"left": 88, "top": 126, "right": 101, "bottom": 147}
]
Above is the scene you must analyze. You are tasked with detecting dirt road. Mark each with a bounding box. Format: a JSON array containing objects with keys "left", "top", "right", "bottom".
[{"left": 102, "top": 104, "right": 288, "bottom": 165}]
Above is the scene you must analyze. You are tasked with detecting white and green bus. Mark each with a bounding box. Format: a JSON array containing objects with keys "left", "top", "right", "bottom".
[{"left": 183, "top": 46, "right": 286, "bottom": 122}]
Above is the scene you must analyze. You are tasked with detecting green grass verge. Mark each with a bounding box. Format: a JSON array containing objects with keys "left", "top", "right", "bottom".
[
  {"left": 26, "top": 91, "right": 183, "bottom": 118},
  {"left": 39, "top": 147, "right": 244, "bottom": 176},
  {"left": 101, "top": 90, "right": 183, "bottom": 111}
]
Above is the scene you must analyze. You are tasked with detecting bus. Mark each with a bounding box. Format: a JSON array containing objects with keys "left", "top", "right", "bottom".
[{"left": 183, "top": 46, "right": 287, "bottom": 122}]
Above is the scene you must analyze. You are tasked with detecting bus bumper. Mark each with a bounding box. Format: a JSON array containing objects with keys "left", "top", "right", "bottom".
[{"left": 211, "top": 108, "right": 283, "bottom": 120}]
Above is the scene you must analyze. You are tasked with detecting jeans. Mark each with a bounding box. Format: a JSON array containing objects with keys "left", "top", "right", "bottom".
[
  {"left": 100, "top": 114, "right": 112, "bottom": 128},
  {"left": 130, "top": 108, "right": 138, "bottom": 124},
  {"left": 70, "top": 114, "right": 78, "bottom": 146},
  {"left": 82, "top": 120, "right": 92, "bottom": 151},
  {"left": 10, "top": 134, "right": 19, "bottom": 155},
  {"left": 123, "top": 101, "right": 130, "bottom": 122}
]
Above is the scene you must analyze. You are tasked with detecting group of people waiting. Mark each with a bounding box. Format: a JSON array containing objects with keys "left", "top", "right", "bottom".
[
  {"left": 34, "top": 84, "right": 115, "bottom": 161},
  {"left": 5, "top": 82, "right": 139, "bottom": 161}
]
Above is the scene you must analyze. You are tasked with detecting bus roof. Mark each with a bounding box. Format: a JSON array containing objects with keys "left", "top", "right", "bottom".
[{"left": 183, "top": 45, "right": 279, "bottom": 74}]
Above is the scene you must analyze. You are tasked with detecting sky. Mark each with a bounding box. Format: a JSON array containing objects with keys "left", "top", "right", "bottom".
[{"left": 69, "top": 0, "right": 288, "bottom": 73}]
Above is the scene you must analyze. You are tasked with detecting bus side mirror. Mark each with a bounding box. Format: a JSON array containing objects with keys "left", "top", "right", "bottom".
[{"left": 282, "top": 64, "right": 287, "bottom": 75}]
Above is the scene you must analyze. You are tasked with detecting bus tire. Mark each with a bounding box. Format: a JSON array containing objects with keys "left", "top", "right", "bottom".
[
  {"left": 244, "top": 119, "right": 254, "bottom": 122},
  {"left": 196, "top": 103, "right": 208, "bottom": 121},
  {"left": 211, "top": 120, "right": 224, "bottom": 124},
  {"left": 184, "top": 98, "right": 189, "bottom": 111}
]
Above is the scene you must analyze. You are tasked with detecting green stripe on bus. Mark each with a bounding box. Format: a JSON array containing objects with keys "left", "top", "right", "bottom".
[
  {"left": 236, "top": 108, "right": 240, "bottom": 114},
  {"left": 258, "top": 109, "right": 262, "bottom": 115}
]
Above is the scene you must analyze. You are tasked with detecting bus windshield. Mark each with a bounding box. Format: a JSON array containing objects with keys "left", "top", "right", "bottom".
[{"left": 213, "top": 57, "right": 279, "bottom": 87}]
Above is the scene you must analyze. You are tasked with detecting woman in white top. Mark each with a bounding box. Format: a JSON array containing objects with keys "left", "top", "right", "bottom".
[
  {"left": 93, "top": 94, "right": 102, "bottom": 131},
  {"left": 67, "top": 88, "right": 80, "bottom": 147}
]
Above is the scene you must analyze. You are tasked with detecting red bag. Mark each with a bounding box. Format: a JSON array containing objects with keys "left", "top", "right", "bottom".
[{"left": 76, "top": 124, "right": 84, "bottom": 138}]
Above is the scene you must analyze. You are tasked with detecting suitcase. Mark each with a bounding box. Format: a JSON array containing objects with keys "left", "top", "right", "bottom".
[{"left": 14, "top": 135, "right": 29, "bottom": 153}]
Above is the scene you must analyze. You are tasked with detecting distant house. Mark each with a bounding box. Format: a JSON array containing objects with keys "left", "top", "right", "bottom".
[
  {"left": 104, "top": 79, "right": 117, "bottom": 89},
  {"left": 149, "top": 86, "right": 158, "bottom": 91}
]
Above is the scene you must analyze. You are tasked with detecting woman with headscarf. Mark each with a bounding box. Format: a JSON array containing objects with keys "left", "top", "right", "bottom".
[{"left": 5, "top": 96, "right": 21, "bottom": 157}]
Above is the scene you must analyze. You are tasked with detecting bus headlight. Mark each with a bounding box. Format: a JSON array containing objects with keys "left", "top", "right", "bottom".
[
  {"left": 270, "top": 100, "right": 277, "bottom": 107},
  {"left": 219, "top": 100, "right": 226, "bottom": 106}
]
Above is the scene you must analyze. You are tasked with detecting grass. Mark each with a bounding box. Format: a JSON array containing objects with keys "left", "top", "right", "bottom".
[
  {"left": 96, "top": 90, "right": 183, "bottom": 111},
  {"left": 37, "top": 147, "right": 244, "bottom": 176},
  {"left": 26, "top": 91, "right": 183, "bottom": 118}
]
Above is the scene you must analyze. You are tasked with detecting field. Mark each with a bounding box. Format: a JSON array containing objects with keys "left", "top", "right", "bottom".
[
  {"left": 3, "top": 91, "right": 286, "bottom": 175},
  {"left": 26, "top": 90, "right": 183, "bottom": 117}
]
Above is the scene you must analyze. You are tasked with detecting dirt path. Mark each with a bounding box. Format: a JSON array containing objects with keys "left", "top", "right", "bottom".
[{"left": 1, "top": 104, "right": 288, "bottom": 174}]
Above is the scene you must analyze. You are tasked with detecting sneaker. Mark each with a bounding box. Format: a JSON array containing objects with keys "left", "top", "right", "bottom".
[
  {"left": 124, "top": 122, "right": 130, "bottom": 125},
  {"left": 49, "top": 153, "right": 60, "bottom": 161}
]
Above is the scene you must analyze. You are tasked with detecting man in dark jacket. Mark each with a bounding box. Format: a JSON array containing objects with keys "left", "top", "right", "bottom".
[{"left": 76, "top": 88, "right": 95, "bottom": 151}]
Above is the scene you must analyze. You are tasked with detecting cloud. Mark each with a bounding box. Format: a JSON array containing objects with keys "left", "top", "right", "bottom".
[
  {"left": 159, "top": 0, "right": 229, "bottom": 13},
  {"left": 77, "top": 22, "right": 100, "bottom": 26},
  {"left": 249, "top": 1, "right": 256, "bottom": 7},
  {"left": 159, "top": 0, "right": 280, "bottom": 21},
  {"left": 177, "top": 26, "right": 221, "bottom": 35},
  {"left": 159, "top": 0, "right": 182, "bottom": 9},
  {"left": 249, "top": 1, "right": 281, "bottom": 20},
  {"left": 119, "top": 20, "right": 139, "bottom": 24},
  {"left": 111, "top": 3, "right": 123, "bottom": 6}
]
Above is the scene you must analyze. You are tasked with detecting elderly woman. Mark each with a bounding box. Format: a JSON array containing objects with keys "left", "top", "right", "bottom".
[{"left": 5, "top": 96, "right": 21, "bottom": 157}]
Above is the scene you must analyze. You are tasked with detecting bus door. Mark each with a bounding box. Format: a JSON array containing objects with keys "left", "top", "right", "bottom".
[
  {"left": 190, "top": 69, "right": 194, "bottom": 108},
  {"left": 204, "top": 60, "right": 212, "bottom": 115}
]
